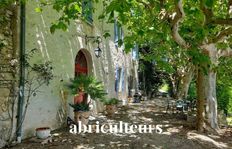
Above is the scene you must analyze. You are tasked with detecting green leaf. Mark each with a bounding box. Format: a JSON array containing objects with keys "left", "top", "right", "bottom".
[
  {"left": 204, "top": 0, "right": 214, "bottom": 8},
  {"left": 216, "top": 42, "right": 229, "bottom": 49},
  {"left": 58, "top": 22, "right": 68, "bottom": 31},
  {"left": 50, "top": 24, "right": 56, "bottom": 34},
  {"left": 118, "top": 39, "right": 123, "bottom": 47},
  {"left": 124, "top": 42, "right": 134, "bottom": 52},
  {"left": 103, "top": 32, "right": 111, "bottom": 38},
  {"left": 98, "top": 14, "right": 105, "bottom": 20},
  {"left": 74, "top": 4, "right": 81, "bottom": 12},
  {"left": 138, "top": 29, "right": 144, "bottom": 36},
  {"left": 35, "top": 7, "right": 43, "bottom": 13}
]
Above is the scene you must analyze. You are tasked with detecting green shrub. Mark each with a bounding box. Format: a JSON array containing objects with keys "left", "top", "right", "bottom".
[
  {"left": 187, "top": 81, "right": 197, "bottom": 101},
  {"left": 102, "top": 98, "right": 119, "bottom": 105},
  {"left": 217, "top": 83, "right": 232, "bottom": 115},
  {"left": 66, "top": 74, "right": 107, "bottom": 101}
]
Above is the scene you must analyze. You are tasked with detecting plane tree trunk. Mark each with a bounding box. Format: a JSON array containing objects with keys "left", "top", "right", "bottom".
[
  {"left": 196, "top": 66, "right": 206, "bottom": 132},
  {"left": 177, "top": 66, "right": 195, "bottom": 99},
  {"left": 202, "top": 44, "right": 219, "bottom": 130}
]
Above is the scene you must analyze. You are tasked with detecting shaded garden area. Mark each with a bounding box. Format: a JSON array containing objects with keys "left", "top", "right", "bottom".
[
  {"left": 1, "top": 0, "right": 232, "bottom": 148},
  {"left": 6, "top": 100, "right": 232, "bottom": 149}
]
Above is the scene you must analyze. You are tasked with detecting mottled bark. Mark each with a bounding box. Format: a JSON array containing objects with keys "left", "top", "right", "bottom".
[
  {"left": 205, "top": 70, "right": 218, "bottom": 129},
  {"left": 171, "top": 0, "right": 189, "bottom": 48},
  {"left": 196, "top": 44, "right": 219, "bottom": 131},
  {"left": 202, "top": 44, "right": 219, "bottom": 130},
  {"left": 169, "top": 72, "right": 180, "bottom": 99},
  {"left": 196, "top": 66, "right": 205, "bottom": 132},
  {"left": 177, "top": 66, "right": 194, "bottom": 99}
]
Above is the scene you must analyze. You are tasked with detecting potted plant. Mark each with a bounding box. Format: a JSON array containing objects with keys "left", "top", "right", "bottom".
[
  {"left": 67, "top": 75, "right": 106, "bottom": 102},
  {"left": 103, "top": 98, "right": 119, "bottom": 115},
  {"left": 69, "top": 102, "right": 90, "bottom": 125},
  {"left": 35, "top": 127, "right": 51, "bottom": 139},
  {"left": 67, "top": 75, "right": 91, "bottom": 104},
  {"left": 66, "top": 75, "right": 107, "bottom": 124}
]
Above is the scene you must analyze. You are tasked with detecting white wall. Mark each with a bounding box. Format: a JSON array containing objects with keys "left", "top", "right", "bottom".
[{"left": 21, "top": 0, "right": 138, "bottom": 138}]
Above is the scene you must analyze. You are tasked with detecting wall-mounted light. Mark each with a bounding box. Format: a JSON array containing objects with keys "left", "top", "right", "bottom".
[
  {"left": 94, "top": 43, "right": 102, "bottom": 58},
  {"left": 85, "top": 35, "right": 102, "bottom": 58}
]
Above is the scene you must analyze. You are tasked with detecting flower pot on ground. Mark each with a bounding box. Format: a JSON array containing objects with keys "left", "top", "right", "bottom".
[
  {"left": 103, "top": 98, "right": 119, "bottom": 116},
  {"left": 35, "top": 127, "right": 51, "bottom": 139},
  {"left": 105, "top": 105, "right": 117, "bottom": 115},
  {"left": 74, "top": 111, "right": 91, "bottom": 125},
  {"left": 69, "top": 103, "right": 90, "bottom": 124}
]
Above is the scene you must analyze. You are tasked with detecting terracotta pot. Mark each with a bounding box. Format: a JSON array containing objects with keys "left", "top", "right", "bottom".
[
  {"left": 74, "top": 91, "right": 84, "bottom": 104},
  {"left": 35, "top": 127, "right": 51, "bottom": 139},
  {"left": 106, "top": 105, "right": 117, "bottom": 115},
  {"left": 74, "top": 111, "right": 90, "bottom": 125},
  {"left": 128, "top": 96, "right": 133, "bottom": 103}
]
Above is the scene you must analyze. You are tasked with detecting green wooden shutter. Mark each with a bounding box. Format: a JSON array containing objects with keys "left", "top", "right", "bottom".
[{"left": 82, "top": 0, "right": 93, "bottom": 24}]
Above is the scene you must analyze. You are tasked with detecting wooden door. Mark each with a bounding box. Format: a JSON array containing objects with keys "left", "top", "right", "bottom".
[{"left": 75, "top": 51, "right": 88, "bottom": 76}]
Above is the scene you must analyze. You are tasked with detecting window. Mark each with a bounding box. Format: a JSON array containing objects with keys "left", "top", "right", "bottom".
[
  {"left": 115, "top": 67, "right": 121, "bottom": 92},
  {"left": 115, "top": 67, "right": 124, "bottom": 93},
  {"left": 119, "top": 68, "right": 125, "bottom": 92},
  {"left": 114, "top": 20, "right": 123, "bottom": 43},
  {"left": 132, "top": 44, "right": 139, "bottom": 60},
  {"left": 82, "top": 0, "right": 93, "bottom": 24}
]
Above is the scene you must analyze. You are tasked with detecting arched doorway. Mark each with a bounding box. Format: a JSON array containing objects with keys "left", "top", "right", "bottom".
[
  {"left": 74, "top": 49, "right": 104, "bottom": 112},
  {"left": 74, "top": 50, "right": 93, "bottom": 104},
  {"left": 75, "top": 50, "right": 88, "bottom": 76}
]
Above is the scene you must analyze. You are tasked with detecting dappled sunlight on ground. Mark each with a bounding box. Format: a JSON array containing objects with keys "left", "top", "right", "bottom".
[
  {"left": 187, "top": 132, "right": 229, "bottom": 148},
  {"left": 7, "top": 99, "right": 232, "bottom": 149},
  {"left": 167, "top": 126, "right": 182, "bottom": 133}
]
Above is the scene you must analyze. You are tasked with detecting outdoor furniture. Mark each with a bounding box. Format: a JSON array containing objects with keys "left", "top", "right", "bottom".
[
  {"left": 133, "top": 92, "right": 142, "bottom": 103},
  {"left": 176, "top": 99, "right": 189, "bottom": 112},
  {"left": 165, "top": 99, "right": 175, "bottom": 113}
]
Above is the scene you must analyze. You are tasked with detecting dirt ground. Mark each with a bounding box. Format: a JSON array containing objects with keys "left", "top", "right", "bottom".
[{"left": 4, "top": 99, "right": 232, "bottom": 149}]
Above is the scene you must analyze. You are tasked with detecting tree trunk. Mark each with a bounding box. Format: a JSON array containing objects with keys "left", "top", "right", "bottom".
[
  {"left": 196, "top": 66, "right": 205, "bottom": 132},
  {"left": 169, "top": 73, "right": 180, "bottom": 99},
  {"left": 204, "top": 44, "right": 219, "bottom": 130},
  {"left": 201, "top": 44, "right": 219, "bottom": 130},
  {"left": 177, "top": 66, "right": 194, "bottom": 99},
  {"left": 205, "top": 70, "right": 219, "bottom": 129}
]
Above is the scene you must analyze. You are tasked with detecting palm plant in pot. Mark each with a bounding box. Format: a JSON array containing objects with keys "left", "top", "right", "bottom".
[
  {"left": 66, "top": 75, "right": 107, "bottom": 124},
  {"left": 103, "top": 98, "right": 119, "bottom": 116}
]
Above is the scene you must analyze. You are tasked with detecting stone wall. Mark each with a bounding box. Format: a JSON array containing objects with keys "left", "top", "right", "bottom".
[{"left": 0, "top": 5, "right": 18, "bottom": 148}]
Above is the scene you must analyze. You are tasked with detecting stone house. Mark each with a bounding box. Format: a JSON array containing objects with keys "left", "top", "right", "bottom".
[{"left": 0, "top": 0, "right": 138, "bottom": 147}]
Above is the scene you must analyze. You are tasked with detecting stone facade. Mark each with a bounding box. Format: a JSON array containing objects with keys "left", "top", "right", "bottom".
[
  {"left": 0, "top": 1, "right": 138, "bottom": 146},
  {"left": 0, "top": 5, "right": 18, "bottom": 148}
]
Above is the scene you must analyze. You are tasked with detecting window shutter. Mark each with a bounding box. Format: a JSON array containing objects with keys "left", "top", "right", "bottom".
[
  {"left": 121, "top": 28, "right": 124, "bottom": 40},
  {"left": 118, "top": 26, "right": 122, "bottom": 40},
  {"left": 87, "top": 0, "right": 93, "bottom": 23},
  {"left": 82, "top": 0, "right": 93, "bottom": 24},
  {"left": 121, "top": 68, "right": 125, "bottom": 92},
  {"left": 132, "top": 44, "right": 139, "bottom": 60},
  {"left": 115, "top": 66, "right": 119, "bottom": 92},
  {"left": 114, "top": 20, "right": 118, "bottom": 42}
]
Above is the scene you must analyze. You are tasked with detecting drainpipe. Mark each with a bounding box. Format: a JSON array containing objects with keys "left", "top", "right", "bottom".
[{"left": 16, "top": 1, "right": 26, "bottom": 143}]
